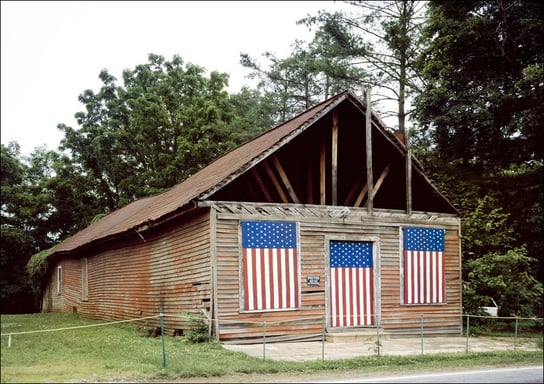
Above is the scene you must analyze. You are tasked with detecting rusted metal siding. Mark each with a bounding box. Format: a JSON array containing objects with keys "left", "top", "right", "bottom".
[
  {"left": 42, "top": 209, "right": 212, "bottom": 335},
  {"left": 212, "top": 202, "right": 461, "bottom": 342}
]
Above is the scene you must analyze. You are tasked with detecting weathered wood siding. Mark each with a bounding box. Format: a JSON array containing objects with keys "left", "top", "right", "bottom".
[
  {"left": 42, "top": 209, "right": 212, "bottom": 335},
  {"left": 212, "top": 202, "right": 461, "bottom": 342}
]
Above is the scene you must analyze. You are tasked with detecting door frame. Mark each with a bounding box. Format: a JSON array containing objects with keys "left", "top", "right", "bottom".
[{"left": 325, "top": 235, "right": 381, "bottom": 330}]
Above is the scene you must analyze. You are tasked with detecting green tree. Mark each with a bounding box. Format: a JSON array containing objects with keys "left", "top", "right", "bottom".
[
  {"left": 414, "top": 1, "right": 544, "bottom": 309},
  {"left": 301, "top": 0, "right": 429, "bottom": 134},
  {"left": 415, "top": 0, "right": 543, "bottom": 170},
  {"left": 59, "top": 54, "right": 247, "bottom": 211},
  {"left": 240, "top": 23, "right": 367, "bottom": 123},
  {"left": 227, "top": 86, "right": 277, "bottom": 139},
  {"left": 466, "top": 247, "right": 543, "bottom": 317},
  {"left": 461, "top": 196, "right": 543, "bottom": 317},
  {"left": 1, "top": 143, "right": 47, "bottom": 313}
]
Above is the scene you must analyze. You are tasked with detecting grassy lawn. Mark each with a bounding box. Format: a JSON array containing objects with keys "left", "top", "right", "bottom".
[{"left": 1, "top": 313, "right": 542, "bottom": 383}]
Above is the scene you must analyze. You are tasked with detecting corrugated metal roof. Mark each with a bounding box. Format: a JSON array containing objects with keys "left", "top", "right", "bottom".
[{"left": 51, "top": 91, "right": 346, "bottom": 255}]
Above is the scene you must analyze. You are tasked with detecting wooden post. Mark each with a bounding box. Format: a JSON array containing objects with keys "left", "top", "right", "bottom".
[
  {"left": 320, "top": 134, "right": 326, "bottom": 205},
  {"left": 406, "top": 125, "right": 412, "bottom": 214},
  {"left": 365, "top": 88, "right": 374, "bottom": 214},
  {"left": 331, "top": 110, "right": 339, "bottom": 206}
]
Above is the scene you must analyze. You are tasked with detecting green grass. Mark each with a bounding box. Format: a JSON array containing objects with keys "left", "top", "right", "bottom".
[{"left": 1, "top": 313, "right": 542, "bottom": 383}]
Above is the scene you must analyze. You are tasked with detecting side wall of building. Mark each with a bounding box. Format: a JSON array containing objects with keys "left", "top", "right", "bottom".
[
  {"left": 42, "top": 209, "right": 212, "bottom": 335},
  {"left": 211, "top": 203, "right": 461, "bottom": 342}
]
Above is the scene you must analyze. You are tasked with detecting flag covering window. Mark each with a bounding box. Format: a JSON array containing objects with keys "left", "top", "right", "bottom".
[
  {"left": 330, "top": 240, "right": 374, "bottom": 327},
  {"left": 403, "top": 227, "right": 445, "bottom": 304},
  {"left": 241, "top": 221, "right": 299, "bottom": 311}
]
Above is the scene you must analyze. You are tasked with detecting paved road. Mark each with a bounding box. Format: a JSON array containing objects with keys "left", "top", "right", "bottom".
[{"left": 300, "top": 365, "right": 544, "bottom": 383}]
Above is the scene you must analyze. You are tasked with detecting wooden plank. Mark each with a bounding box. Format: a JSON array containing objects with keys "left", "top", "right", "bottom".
[
  {"left": 365, "top": 88, "right": 374, "bottom": 213},
  {"left": 354, "top": 183, "right": 369, "bottom": 207},
  {"left": 251, "top": 167, "right": 274, "bottom": 202},
  {"left": 320, "top": 135, "right": 326, "bottom": 205},
  {"left": 244, "top": 176, "right": 260, "bottom": 201},
  {"left": 272, "top": 155, "right": 300, "bottom": 203},
  {"left": 331, "top": 110, "right": 339, "bottom": 206},
  {"left": 344, "top": 174, "right": 363, "bottom": 206},
  {"left": 307, "top": 154, "right": 313, "bottom": 204},
  {"left": 263, "top": 159, "right": 290, "bottom": 203},
  {"left": 406, "top": 123, "right": 412, "bottom": 214},
  {"left": 210, "top": 206, "right": 219, "bottom": 340},
  {"left": 370, "top": 164, "right": 391, "bottom": 200}
]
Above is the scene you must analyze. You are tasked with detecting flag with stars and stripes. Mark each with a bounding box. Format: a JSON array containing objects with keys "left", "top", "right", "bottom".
[
  {"left": 403, "top": 227, "right": 445, "bottom": 304},
  {"left": 241, "top": 221, "right": 299, "bottom": 311},
  {"left": 330, "top": 240, "right": 374, "bottom": 327}
]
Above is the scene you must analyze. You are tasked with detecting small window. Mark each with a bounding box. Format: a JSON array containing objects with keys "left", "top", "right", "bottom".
[
  {"left": 82, "top": 258, "right": 88, "bottom": 301},
  {"left": 57, "top": 265, "right": 62, "bottom": 295}
]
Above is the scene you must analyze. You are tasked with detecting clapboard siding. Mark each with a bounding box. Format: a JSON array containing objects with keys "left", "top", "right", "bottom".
[
  {"left": 213, "top": 203, "right": 461, "bottom": 341},
  {"left": 43, "top": 209, "right": 212, "bottom": 334}
]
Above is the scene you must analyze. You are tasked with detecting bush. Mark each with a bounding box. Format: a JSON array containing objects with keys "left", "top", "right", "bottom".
[{"left": 186, "top": 313, "right": 209, "bottom": 343}]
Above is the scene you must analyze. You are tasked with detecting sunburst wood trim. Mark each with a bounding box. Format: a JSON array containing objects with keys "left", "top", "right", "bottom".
[
  {"left": 263, "top": 159, "right": 289, "bottom": 203},
  {"left": 272, "top": 155, "right": 300, "bottom": 203},
  {"left": 354, "top": 183, "right": 369, "bottom": 207},
  {"left": 371, "top": 164, "right": 391, "bottom": 199},
  {"left": 344, "top": 174, "right": 364, "bottom": 206},
  {"left": 251, "top": 167, "right": 274, "bottom": 202},
  {"left": 244, "top": 176, "right": 260, "bottom": 201}
]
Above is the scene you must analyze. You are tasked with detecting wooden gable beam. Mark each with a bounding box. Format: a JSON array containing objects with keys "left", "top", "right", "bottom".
[
  {"left": 263, "top": 159, "right": 290, "bottom": 203},
  {"left": 353, "top": 164, "right": 391, "bottom": 207},
  {"left": 353, "top": 182, "right": 369, "bottom": 207},
  {"left": 251, "top": 167, "right": 274, "bottom": 203},
  {"left": 244, "top": 176, "right": 260, "bottom": 201},
  {"left": 365, "top": 88, "right": 374, "bottom": 214},
  {"left": 370, "top": 164, "right": 391, "bottom": 200},
  {"left": 271, "top": 155, "right": 300, "bottom": 203},
  {"left": 320, "top": 134, "right": 326, "bottom": 205},
  {"left": 307, "top": 155, "right": 314, "bottom": 204},
  {"left": 344, "top": 174, "right": 363, "bottom": 206},
  {"left": 331, "top": 110, "right": 339, "bottom": 206}
]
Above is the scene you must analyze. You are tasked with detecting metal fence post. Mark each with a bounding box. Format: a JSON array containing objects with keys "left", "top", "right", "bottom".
[
  {"left": 321, "top": 317, "right": 325, "bottom": 361},
  {"left": 420, "top": 315, "right": 424, "bottom": 355},
  {"left": 465, "top": 314, "right": 470, "bottom": 353},
  {"left": 376, "top": 314, "right": 381, "bottom": 357},
  {"left": 514, "top": 316, "right": 519, "bottom": 351},
  {"left": 159, "top": 308, "right": 167, "bottom": 368},
  {"left": 263, "top": 320, "right": 266, "bottom": 361}
]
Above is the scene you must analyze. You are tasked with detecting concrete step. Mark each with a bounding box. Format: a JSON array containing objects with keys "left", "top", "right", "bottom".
[{"left": 326, "top": 329, "right": 391, "bottom": 343}]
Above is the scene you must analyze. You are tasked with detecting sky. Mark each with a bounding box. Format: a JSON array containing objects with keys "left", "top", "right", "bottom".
[{"left": 1, "top": 1, "right": 360, "bottom": 156}]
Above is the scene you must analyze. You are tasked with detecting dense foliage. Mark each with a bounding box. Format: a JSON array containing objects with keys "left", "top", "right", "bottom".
[
  {"left": 414, "top": 0, "right": 543, "bottom": 316},
  {"left": 58, "top": 54, "right": 269, "bottom": 211}
]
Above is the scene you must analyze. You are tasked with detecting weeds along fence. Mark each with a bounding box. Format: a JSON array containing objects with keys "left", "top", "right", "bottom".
[{"left": 1, "top": 310, "right": 542, "bottom": 365}]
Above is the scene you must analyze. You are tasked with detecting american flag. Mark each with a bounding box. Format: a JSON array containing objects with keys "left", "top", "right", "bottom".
[
  {"left": 330, "top": 241, "right": 374, "bottom": 327},
  {"left": 241, "top": 221, "right": 299, "bottom": 311},
  {"left": 403, "top": 227, "right": 445, "bottom": 304}
]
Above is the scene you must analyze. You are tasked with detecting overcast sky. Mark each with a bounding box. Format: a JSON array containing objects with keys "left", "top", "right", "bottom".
[{"left": 1, "top": 1, "right": 358, "bottom": 156}]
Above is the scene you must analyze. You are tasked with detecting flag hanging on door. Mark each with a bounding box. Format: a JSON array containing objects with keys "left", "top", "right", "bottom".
[
  {"left": 242, "top": 221, "right": 299, "bottom": 311},
  {"left": 330, "top": 241, "right": 374, "bottom": 327},
  {"left": 403, "top": 227, "right": 445, "bottom": 304}
]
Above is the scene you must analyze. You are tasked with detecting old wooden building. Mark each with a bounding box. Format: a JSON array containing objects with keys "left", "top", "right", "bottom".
[{"left": 41, "top": 91, "right": 462, "bottom": 342}]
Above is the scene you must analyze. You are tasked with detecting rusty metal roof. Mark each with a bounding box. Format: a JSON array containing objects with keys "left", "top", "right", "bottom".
[{"left": 51, "top": 91, "right": 347, "bottom": 255}]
